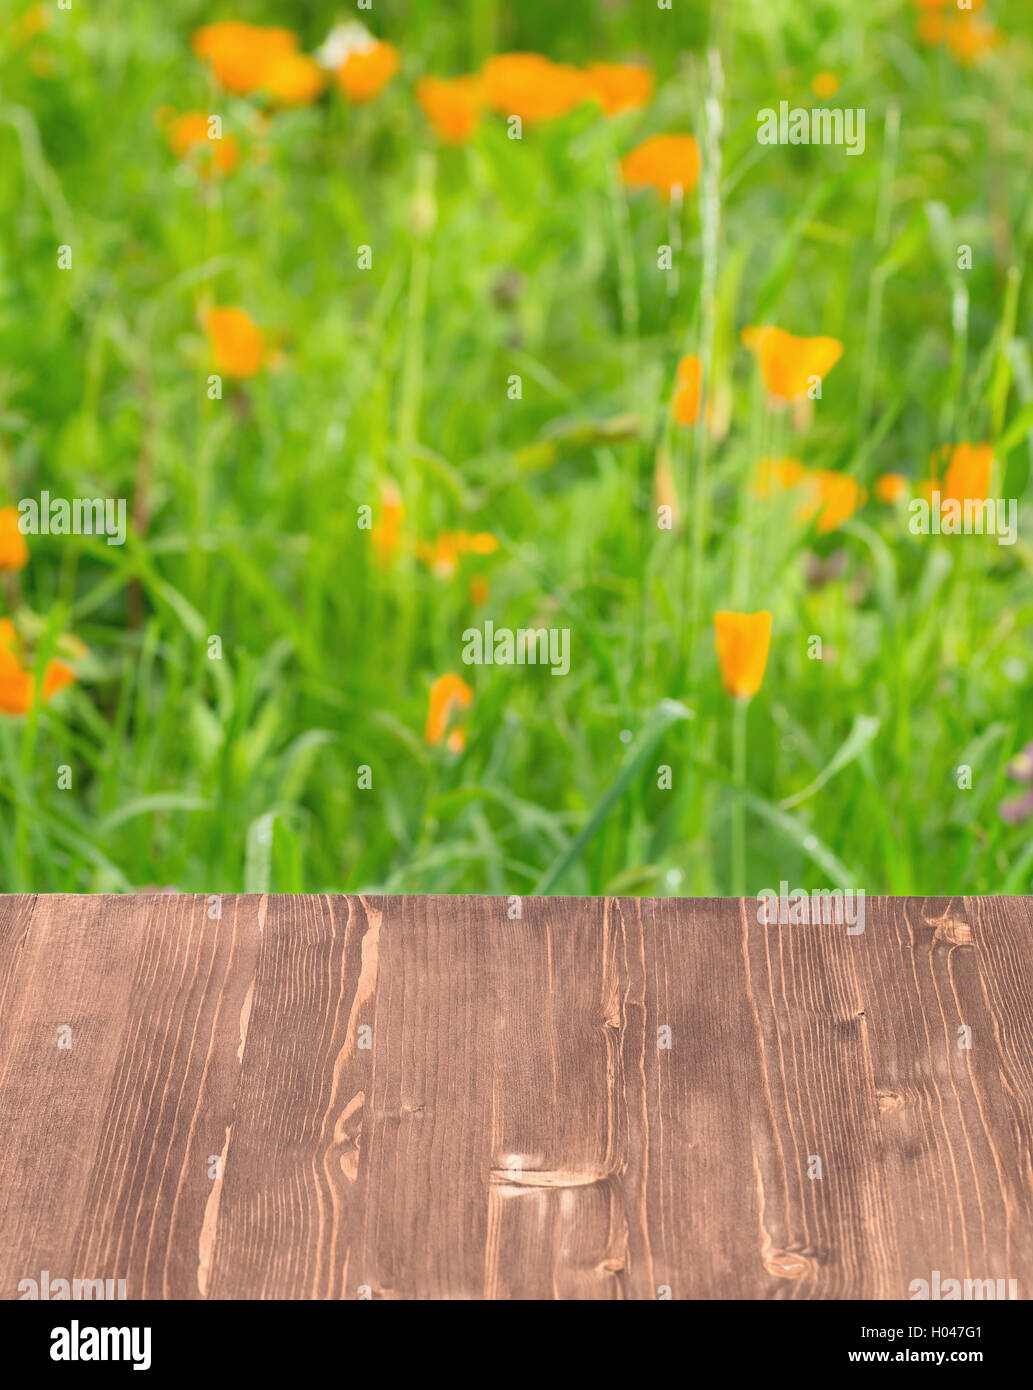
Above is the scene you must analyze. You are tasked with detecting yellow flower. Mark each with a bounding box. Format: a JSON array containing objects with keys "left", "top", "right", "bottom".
[
  {"left": 415, "top": 75, "right": 482, "bottom": 144},
  {"left": 584, "top": 62, "right": 654, "bottom": 115},
  {"left": 621, "top": 134, "right": 701, "bottom": 200},
  {"left": 673, "top": 354, "right": 703, "bottom": 426},
  {"left": 191, "top": 23, "right": 298, "bottom": 97},
  {"left": 0, "top": 506, "right": 29, "bottom": 571},
  {"left": 337, "top": 41, "right": 400, "bottom": 104},
  {"left": 165, "top": 112, "right": 240, "bottom": 175},
  {"left": 742, "top": 325, "right": 843, "bottom": 402},
  {"left": 481, "top": 53, "right": 589, "bottom": 123},
  {"left": 12, "top": 3, "right": 49, "bottom": 46},
  {"left": 874, "top": 472, "right": 908, "bottom": 503},
  {"left": 713, "top": 611, "right": 772, "bottom": 700},
  {"left": 425, "top": 673, "right": 473, "bottom": 751},
  {"left": 205, "top": 307, "right": 265, "bottom": 378},
  {"left": 811, "top": 71, "right": 840, "bottom": 99},
  {"left": 942, "top": 442, "right": 993, "bottom": 503}
]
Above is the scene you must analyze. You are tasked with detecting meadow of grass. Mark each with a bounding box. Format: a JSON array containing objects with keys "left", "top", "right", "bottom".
[{"left": 2, "top": 0, "right": 1033, "bottom": 897}]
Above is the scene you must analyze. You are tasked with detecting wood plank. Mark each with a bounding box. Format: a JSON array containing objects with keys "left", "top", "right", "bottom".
[{"left": 0, "top": 894, "right": 1030, "bottom": 1300}]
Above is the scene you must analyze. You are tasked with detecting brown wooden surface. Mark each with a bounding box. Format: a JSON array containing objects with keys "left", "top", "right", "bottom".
[{"left": 0, "top": 894, "right": 1031, "bottom": 1300}]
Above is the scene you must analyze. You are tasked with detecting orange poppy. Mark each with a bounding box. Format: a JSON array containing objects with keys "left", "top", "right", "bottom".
[
  {"left": 944, "top": 16, "right": 1001, "bottom": 66},
  {"left": 206, "top": 307, "right": 265, "bottom": 378},
  {"left": 584, "top": 62, "right": 654, "bottom": 115},
  {"left": 415, "top": 75, "right": 482, "bottom": 143},
  {"left": 0, "top": 645, "right": 76, "bottom": 716},
  {"left": 263, "top": 52, "right": 327, "bottom": 106},
  {"left": 673, "top": 354, "right": 703, "bottom": 426},
  {"left": 337, "top": 41, "right": 400, "bottom": 103},
  {"left": 191, "top": 23, "right": 298, "bottom": 96},
  {"left": 941, "top": 442, "right": 993, "bottom": 504},
  {"left": 165, "top": 112, "right": 240, "bottom": 175},
  {"left": 807, "top": 471, "right": 865, "bottom": 534},
  {"left": 0, "top": 646, "right": 33, "bottom": 715},
  {"left": 469, "top": 575, "right": 490, "bottom": 606},
  {"left": 371, "top": 483, "right": 405, "bottom": 568},
  {"left": 811, "top": 71, "right": 840, "bottom": 99},
  {"left": 713, "top": 611, "right": 772, "bottom": 700},
  {"left": 874, "top": 472, "right": 908, "bottom": 503},
  {"left": 753, "top": 457, "right": 808, "bottom": 497},
  {"left": 425, "top": 673, "right": 473, "bottom": 751},
  {"left": 416, "top": 530, "right": 498, "bottom": 579},
  {"left": 742, "top": 325, "right": 843, "bottom": 402},
  {"left": 481, "top": 53, "right": 589, "bottom": 123},
  {"left": 0, "top": 506, "right": 29, "bottom": 571},
  {"left": 41, "top": 661, "right": 76, "bottom": 701},
  {"left": 620, "top": 133, "right": 701, "bottom": 200}
]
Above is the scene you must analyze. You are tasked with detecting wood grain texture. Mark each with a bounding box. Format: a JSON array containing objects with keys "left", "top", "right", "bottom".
[{"left": 0, "top": 894, "right": 1030, "bottom": 1300}]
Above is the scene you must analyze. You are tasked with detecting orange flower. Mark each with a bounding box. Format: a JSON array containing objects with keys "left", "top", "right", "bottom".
[
  {"left": 371, "top": 483, "right": 405, "bottom": 568},
  {"left": 0, "top": 618, "right": 16, "bottom": 647},
  {"left": 713, "top": 611, "right": 772, "bottom": 700},
  {"left": 811, "top": 71, "right": 840, "bottom": 99},
  {"left": 417, "top": 533, "right": 462, "bottom": 579},
  {"left": 0, "top": 646, "right": 33, "bottom": 715},
  {"left": 417, "top": 530, "right": 498, "bottom": 578},
  {"left": 0, "top": 506, "right": 29, "bottom": 571},
  {"left": 673, "top": 354, "right": 703, "bottom": 425},
  {"left": 0, "top": 646, "right": 76, "bottom": 717},
  {"left": 469, "top": 575, "right": 490, "bottom": 606},
  {"left": 41, "top": 661, "right": 76, "bottom": 701},
  {"left": 942, "top": 442, "right": 993, "bottom": 504},
  {"left": 808, "top": 471, "right": 865, "bottom": 534},
  {"left": 416, "top": 75, "right": 482, "bottom": 143},
  {"left": 481, "top": 53, "right": 589, "bottom": 123},
  {"left": 206, "top": 307, "right": 265, "bottom": 378},
  {"left": 585, "top": 62, "right": 654, "bottom": 115},
  {"left": 337, "top": 41, "right": 399, "bottom": 103},
  {"left": 263, "top": 52, "right": 326, "bottom": 106},
  {"left": 944, "top": 16, "right": 1001, "bottom": 66},
  {"left": 191, "top": 23, "right": 298, "bottom": 96},
  {"left": 874, "top": 472, "right": 908, "bottom": 503},
  {"left": 621, "top": 134, "right": 701, "bottom": 200},
  {"left": 742, "top": 325, "right": 843, "bottom": 402},
  {"left": 754, "top": 457, "right": 808, "bottom": 497},
  {"left": 916, "top": 12, "right": 946, "bottom": 44},
  {"left": 425, "top": 673, "right": 473, "bottom": 751},
  {"left": 165, "top": 112, "right": 240, "bottom": 175},
  {"left": 653, "top": 451, "right": 678, "bottom": 524}
]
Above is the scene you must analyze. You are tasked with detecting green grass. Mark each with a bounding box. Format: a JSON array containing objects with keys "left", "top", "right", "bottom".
[{"left": 2, "top": 0, "right": 1033, "bottom": 897}]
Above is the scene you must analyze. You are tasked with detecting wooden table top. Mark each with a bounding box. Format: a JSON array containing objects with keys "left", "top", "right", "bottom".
[{"left": 1, "top": 894, "right": 1030, "bottom": 1301}]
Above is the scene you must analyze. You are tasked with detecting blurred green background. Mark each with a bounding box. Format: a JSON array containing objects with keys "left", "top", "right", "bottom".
[{"left": 2, "top": 0, "right": 1033, "bottom": 896}]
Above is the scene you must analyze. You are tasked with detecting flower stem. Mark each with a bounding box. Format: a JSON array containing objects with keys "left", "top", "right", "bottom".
[{"left": 732, "top": 697, "right": 748, "bottom": 894}]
